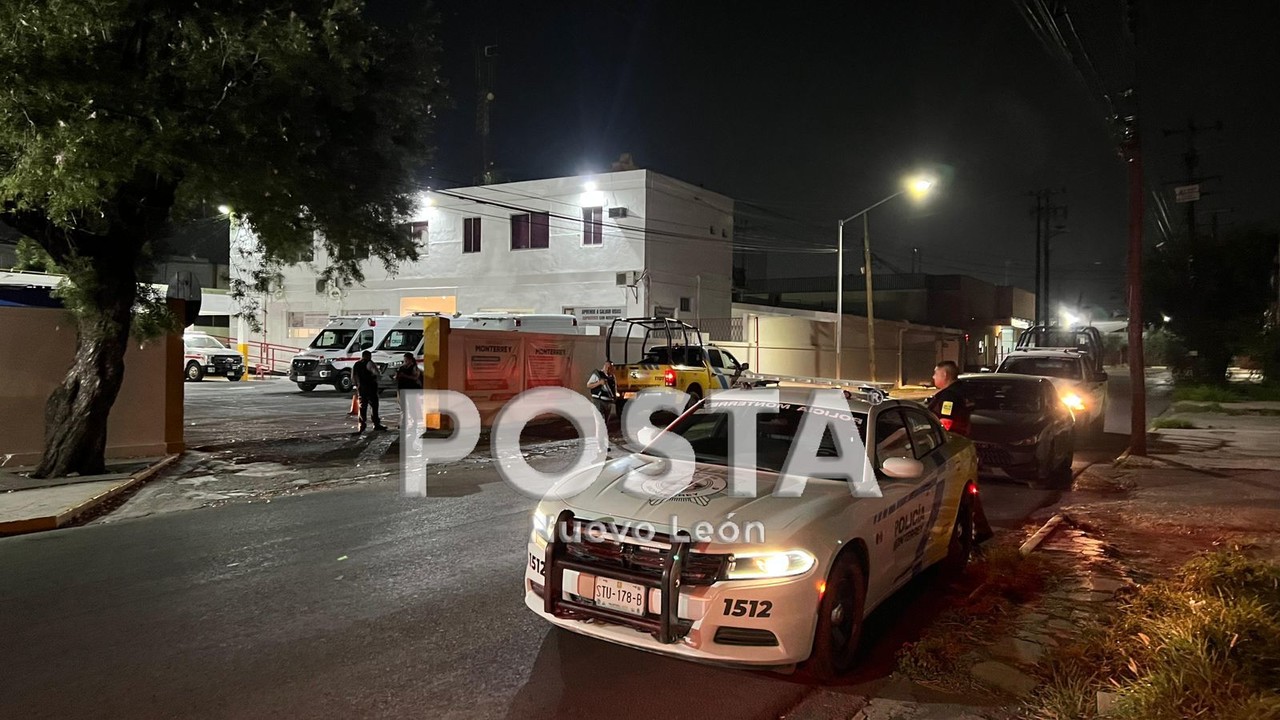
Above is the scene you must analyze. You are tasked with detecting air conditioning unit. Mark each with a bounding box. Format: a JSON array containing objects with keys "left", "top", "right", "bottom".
[
  {"left": 315, "top": 278, "right": 327, "bottom": 294},
  {"left": 615, "top": 271, "right": 639, "bottom": 287},
  {"left": 607, "top": 207, "right": 628, "bottom": 219}
]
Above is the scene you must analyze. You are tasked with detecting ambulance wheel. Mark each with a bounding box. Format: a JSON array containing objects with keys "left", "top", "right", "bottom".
[
  {"left": 803, "top": 551, "right": 867, "bottom": 680},
  {"left": 185, "top": 362, "right": 204, "bottom": 382},
  {"left": 335, "top": 371, "right": 353, "bottom": 393},
  {"left": 298, "top": 383, "right": 316, "bottom": 393}
]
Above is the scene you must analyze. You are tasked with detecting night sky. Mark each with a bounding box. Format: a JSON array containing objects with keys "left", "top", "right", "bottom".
[{"left": 395, "top": 0, "right": 1280, "bottom": 317}]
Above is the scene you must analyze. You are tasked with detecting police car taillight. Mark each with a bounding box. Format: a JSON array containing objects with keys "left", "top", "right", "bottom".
[
  {"left": 664, "top": 369, "right": 677, "bottom": 387},
  {"left": 940, "top": 418, "right": 954, "bottom": 431}
]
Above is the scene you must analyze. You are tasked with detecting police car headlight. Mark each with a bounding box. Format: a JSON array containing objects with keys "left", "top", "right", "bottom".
[
  {"left": 1011, "top": 435, "right": 1039, "bottom": 446},
  {"left": 1061, "top": 393, "right": 1086, "bottom": 412},
  {"left": 726, "top": 550, "right": 816, "bottom": 580}
]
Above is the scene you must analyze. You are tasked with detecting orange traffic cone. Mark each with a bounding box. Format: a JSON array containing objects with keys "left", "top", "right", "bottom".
[{"left": 348, "top": 392, "right": 359, "bottom": 416}]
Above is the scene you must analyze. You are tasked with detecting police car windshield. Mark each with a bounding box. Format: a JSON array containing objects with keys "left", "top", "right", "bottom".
[
  {"left": 1000, "top": 357, "right": 1082, "bottom": 381},
  {"left": 379, "top": 329, "right": 422, "bottom": 352},
  {"left": 663, "top": 402, "right": 868, "bottom": 473},
  {"left": 311, "top": 329, "right": 356, "bottom": 350},
  {"left": 184, "top": 336, "right": 225, "bottom": 349}
]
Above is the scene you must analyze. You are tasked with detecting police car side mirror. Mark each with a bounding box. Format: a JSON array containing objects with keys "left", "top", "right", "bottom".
[
  {"left": 881, "top": 456, "right": 925, "bottom": 479},
  {"left": 738, "top": 362, "right": 749, "bottom": 372}
]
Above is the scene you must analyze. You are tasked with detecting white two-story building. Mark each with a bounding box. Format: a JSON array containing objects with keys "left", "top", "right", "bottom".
[{"left": 233, "top": 169, "right": 734, "bottom": 347}]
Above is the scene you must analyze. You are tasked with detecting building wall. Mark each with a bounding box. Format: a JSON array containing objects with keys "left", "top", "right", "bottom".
[
  {"left": 995, "top": 285, "right": 1035, "bottom": 322},
  {"left": 640, "top": 173, "right": 733, "bottom": 322},
  {"left": 728, "top": 309, "right": 961, "bottom": 386},
  {"left": 926, "top": 275, "right": 998, "bottom": 328},
  {"left": 0, "top": 308, "right": 182, "bottom": 467},
  {"left": 236, "top": 170, "right": 736, "bottom": 347}
]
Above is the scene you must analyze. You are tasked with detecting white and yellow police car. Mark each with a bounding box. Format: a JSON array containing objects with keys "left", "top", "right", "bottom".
[{"left": 523, "top": 388, "right": 981, "bottom": 678}]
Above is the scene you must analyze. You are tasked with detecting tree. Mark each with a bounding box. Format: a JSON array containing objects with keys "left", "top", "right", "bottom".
[
  {"left": 0, "top": 0, "right": 444, "bottom": 477},
  {"left": 1145, "top": 226, "right": 1278, "bottom": 384}
]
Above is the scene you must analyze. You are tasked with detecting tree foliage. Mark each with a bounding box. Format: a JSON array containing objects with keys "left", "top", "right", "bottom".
[
  {"left": 0, "top": 0, "right": 445, "bottom": 476},
  {"left": 1145, "top": 226, "right": 1279, "bottom": 384}
]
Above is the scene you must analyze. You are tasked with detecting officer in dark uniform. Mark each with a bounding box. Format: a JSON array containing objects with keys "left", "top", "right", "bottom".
[
  {"left": 352, "top": 350, "right": 387, "bottom": 433},
  {"left": 925, "top": 360, "right": 972, "bottom": 435}
]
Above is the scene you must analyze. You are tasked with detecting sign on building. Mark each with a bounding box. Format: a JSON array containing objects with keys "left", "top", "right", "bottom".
[
  {"left": 1174, "top": 184, "right": 1201, "bottom": 203},
  {"left": 563, "top": 306, "right": 625, "bottom": 326}
]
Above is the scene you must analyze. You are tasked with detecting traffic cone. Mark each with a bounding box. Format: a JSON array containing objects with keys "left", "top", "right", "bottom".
[{"left": 348, "top": 393, "right": 359, "bottom": 416}]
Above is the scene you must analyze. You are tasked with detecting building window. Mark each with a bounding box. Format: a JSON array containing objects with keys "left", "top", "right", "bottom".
[
  {"left": 463, "top": 217, "right": 481, "bottom": 253},
  {"left": 409, "top": 221, "right": 429, "bottom": 254},
  {"left": 582, "top": 207, "right": 603, "bottom": 245},
  {"left": 679, "top": 297, "right": 691, "bottom": 313},
  {"left": 511, "top": 212, "right": 550, "bottom": 249}
]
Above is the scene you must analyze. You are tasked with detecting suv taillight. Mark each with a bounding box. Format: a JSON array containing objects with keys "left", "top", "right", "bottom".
[{"left": 664, "top": 369, "right": 677, "bottom": 387}]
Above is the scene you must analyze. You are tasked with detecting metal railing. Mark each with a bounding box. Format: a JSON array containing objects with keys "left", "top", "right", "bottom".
[{"left": 212, "top": 337, "right": 304, "bottom": 377}]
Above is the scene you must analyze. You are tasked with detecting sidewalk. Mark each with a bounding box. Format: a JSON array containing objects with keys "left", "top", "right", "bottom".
[
  {"left": 1062, "top": 399, "right": 1280, "bottom": 569},
  {"left": 0, "top": 455, "right": 179, "bottom": 535}
]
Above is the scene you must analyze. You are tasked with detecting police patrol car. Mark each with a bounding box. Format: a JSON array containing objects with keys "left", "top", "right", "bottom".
[{"left": 523, "top": 388, "right": 980, "bottom": 677}]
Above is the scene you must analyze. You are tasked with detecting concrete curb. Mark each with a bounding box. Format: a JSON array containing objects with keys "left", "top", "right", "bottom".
[{"left": 0, "top": 454, "right": 182, "bottom": 536}]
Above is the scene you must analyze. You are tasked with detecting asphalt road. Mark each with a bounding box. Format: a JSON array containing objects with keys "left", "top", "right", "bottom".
[{"left": 0, "top": 370, "right": 1169, "bottom": 719}]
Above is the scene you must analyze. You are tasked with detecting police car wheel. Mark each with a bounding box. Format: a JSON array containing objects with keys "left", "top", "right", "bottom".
[
  {"left": 227, "top": 374, "right": 242, "bottom": 382},
  {"left": 943, "top": 499, "right": 975, "bottom": 576},
  {"left": 803, "top": 552, "right": 867, "bottom": 680},
  {"left": 185, "top": 362, "right": 204, "bottom": 382},
  {"left": 298, "top": 383, "right": 316, "bottom": 393}
]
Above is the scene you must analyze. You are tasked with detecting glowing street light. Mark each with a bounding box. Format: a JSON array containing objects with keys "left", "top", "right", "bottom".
[
  {"left": 835, "top": 173, "right": 938, "bottom": 382},
  {"left": 217, "top": 204, "right": 232, "bottom": 215}
]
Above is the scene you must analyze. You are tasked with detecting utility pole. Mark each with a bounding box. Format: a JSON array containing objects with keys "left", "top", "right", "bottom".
[
  {"left": 1162, "top": 118, "right": 1223, "bottom": 242},
  {"left": 1044, "top": 195, "right": 1068, "bottom": 323},
  {"left": 1030, "top": 188, "right": 1066, "bottom": 324},
  {"left": 1032, "top": 191, "right": 1043, "bottom": 324},
  {"left": 475, "top": 44, "right": 498, "bottom": 185},
  {"left": 1118, "top": 0, "right": 1147, "bottom": 456}
]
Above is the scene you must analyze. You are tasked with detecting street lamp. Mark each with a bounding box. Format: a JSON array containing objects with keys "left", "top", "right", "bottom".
[{"left": 836, "top": 174, "right": 936, "bottom": 382}]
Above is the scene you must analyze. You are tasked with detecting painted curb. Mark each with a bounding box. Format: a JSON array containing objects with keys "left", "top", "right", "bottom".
[
  {"left": 0, "top": 454, "right": 182, "bottom": 536},
  {"left": 1020, "top": 513, "right": 1070, "bottom": 556}
]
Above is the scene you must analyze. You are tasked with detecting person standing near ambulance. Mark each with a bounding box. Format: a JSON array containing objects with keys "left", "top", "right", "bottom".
[{"left": 352, "top": 351, "right": 387, "bottom": 433}]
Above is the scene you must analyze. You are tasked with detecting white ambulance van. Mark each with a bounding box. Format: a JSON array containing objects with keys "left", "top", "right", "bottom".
[
  {"left": 371, "top": 313, "right": 471, "bottom": 391},
  {"left": 289, "top": 315, "right": 400, "bottom": 392}
]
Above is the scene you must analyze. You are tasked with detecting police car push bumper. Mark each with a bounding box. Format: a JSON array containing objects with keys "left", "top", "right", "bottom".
[{"left": 524, "top": 509, "right": 823, "bottom": 665}]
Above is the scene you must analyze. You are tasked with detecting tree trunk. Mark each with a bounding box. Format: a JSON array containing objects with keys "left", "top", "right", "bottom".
[{"left": 31, "top": 279, "right": 137, "bottom": 478}]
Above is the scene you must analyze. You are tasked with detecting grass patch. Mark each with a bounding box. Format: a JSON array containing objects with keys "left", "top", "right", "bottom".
[
  {"left": 1173, "top": 383, "right": 1280, "bottom": 403},
  {"left": 1152, "top": 417, "right": 1195, "bottom": 430},
  {"left": 1023, "top": 551, "right": 1280, "bottom": 720},
  {"left": 897, "top": 544, "right": 1051, "bottom": 691}
]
